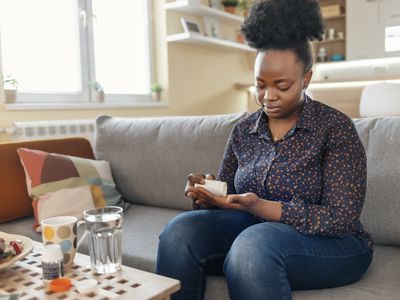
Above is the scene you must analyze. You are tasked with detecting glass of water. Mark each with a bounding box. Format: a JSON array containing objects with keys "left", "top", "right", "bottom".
[{"left": 83, "top": 206, "right": 123, "bottom": 274}]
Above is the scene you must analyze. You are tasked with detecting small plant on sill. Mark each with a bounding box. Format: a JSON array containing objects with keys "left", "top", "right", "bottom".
[
  {"left": 2, "top": 74, "right": 19, "bottom": 103},
  {"left": 92, "top": 80, "right": 104, "bottom": 93},
  {"left": 2, "top": 74, "right": 19, "bottom": 90},
  {"left": 92, "top": 80, "right": 105, "bottom": 103},
  {"left": 151, "top": 83, "right": 163, "bottom": 101},
  {"left": 238, "top": 0, "right": 250, "bottom": 17}
]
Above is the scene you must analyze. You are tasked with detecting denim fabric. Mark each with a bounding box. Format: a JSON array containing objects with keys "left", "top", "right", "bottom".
[{"left": 156, "top": 210, "right": 372, "bottom": 300}]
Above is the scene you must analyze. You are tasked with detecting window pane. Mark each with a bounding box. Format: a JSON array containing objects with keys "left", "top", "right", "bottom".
[
  {"left": 0, "top": 0, "right": 82, "bottom": 93},
  {"left": 92, "top": 0, "right": 150, "bottom": 94},
  {"left": 385, "top": 26, "right": 400, "bottom": 52}
]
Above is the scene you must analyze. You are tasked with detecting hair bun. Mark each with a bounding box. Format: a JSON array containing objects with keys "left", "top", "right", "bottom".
[{"left": 242, "top": 0, "right": 325, "bottom": 50}]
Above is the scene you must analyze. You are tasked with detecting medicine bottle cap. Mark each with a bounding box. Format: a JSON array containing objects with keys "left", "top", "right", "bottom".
[{"left": 42, "top": 244, "right": 63, "bottom": 262}]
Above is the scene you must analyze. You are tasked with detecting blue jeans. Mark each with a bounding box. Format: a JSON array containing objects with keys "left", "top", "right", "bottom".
[{"left": 156, "top": 210, "right": 372, "bottom": 300}]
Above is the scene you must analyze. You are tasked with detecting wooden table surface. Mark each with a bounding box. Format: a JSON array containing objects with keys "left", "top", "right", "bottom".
[{"left": 0, "top": 241, "right": 180, "bottom": 300}]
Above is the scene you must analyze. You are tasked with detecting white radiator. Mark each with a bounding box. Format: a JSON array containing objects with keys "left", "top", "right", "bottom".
[{"left": 8, "top": 119, "right": 95, "bottom": 144}]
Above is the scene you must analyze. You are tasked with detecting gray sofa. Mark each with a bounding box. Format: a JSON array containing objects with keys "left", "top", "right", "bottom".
[{"left": 1, "top": 112, "right": 400, "bottom": 299}]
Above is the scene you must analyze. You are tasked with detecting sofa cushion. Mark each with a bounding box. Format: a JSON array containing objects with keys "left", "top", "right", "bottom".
[
  {"left": 292, "top": 245, "right": 400, "bottom": 300},
  {"left": 95, "top": 113, "right": 247, "bottom": 210},
  {"left": 17, "top": 148, "right": 124, "bottom": 231},
  {"left": 0, "top": 216, "right": 40, "bottom": 242},
  {"left": 354, "top": 118, "right": 400, "bottom": 246},
  {"left": 0, "top": 138, "right": 95, "bottom": 223}
]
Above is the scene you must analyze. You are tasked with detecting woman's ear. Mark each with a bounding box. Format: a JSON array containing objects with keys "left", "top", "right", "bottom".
[{"left": 303, "top": 70, "right": 313, "bottom": 89}]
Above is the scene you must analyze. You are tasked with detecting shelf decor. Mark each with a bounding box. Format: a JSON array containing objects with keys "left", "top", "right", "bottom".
[
  {"left": 180, "top": 17, "right": 203, "bottom": 35},
  {"left": 221, "top": 0, "right": 239, "bottom": 14}
]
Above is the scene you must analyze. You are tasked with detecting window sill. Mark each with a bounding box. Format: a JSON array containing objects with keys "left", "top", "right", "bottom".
[{"left": 4, "top": 101, "right": 170, "bottom": 111}]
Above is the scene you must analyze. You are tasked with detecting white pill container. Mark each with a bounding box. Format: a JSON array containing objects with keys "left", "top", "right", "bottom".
[{"left": 195, "top": 179, "right": 227, "bottom": 196}]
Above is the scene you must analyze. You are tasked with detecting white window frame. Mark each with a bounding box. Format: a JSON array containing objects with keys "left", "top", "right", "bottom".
[{"left": 1, "top": 0, "right": 154, "bottom": 104}]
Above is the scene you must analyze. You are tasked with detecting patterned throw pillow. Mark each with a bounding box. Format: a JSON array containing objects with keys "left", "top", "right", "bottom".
[{"left": 17, "top": 148, "right": 125, "bottom": 231}]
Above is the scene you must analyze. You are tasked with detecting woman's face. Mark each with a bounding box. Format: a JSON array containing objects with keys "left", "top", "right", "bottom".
[{"left": 254, "top": 50, "right": 312, "bottom": 120}]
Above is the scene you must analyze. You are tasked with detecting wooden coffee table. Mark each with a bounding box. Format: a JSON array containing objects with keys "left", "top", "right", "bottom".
[{"left": 0, "top": 241, "right": 180, "bottom": 300}]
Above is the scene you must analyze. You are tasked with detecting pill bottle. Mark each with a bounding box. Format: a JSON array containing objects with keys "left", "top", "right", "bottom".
[
  {"left": 42, "top": 244, "right": 64, "bottom": 285},
  {"left": 195, "top": 179, "right": 228, "bottom": 196}
]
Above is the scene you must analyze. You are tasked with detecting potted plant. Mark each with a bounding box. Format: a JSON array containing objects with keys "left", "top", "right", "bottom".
[
  {"left": 221, "top": 0, "right": 239, "bottom": 14},
  {"left": 2, "top": 74, "right": 18, "bottom": 103},
  {"left": 92, "top": 80, "right": 105, "bottom": 103},
  {"left": 151, "top": 83, "right": 162, "bottom": 101},
  {"left": 238, "top": 0, "right": 250, "bottom": 17}
]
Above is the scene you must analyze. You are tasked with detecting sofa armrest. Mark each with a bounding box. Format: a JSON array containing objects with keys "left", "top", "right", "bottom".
[{"left": 0, "top": 137, "right": 94, "bottom": 223}]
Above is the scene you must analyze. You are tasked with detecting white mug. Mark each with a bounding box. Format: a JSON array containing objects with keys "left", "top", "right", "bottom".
[{"left": 41, "top": 216, "right": 86, "bottom": 266}]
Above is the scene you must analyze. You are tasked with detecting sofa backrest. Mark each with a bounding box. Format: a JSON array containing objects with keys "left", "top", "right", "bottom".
[
  {"left": 95, "top": 114, "right": 400, "bottom": 247},
  {"left": 0, "top": 138, "right": 94, "bottom": 223},
  {"left": 95, "top": 113, "right": 247, "bottom": 211},
  {"left": 354, "top": 117, "right": 400, "bottom": 247}
]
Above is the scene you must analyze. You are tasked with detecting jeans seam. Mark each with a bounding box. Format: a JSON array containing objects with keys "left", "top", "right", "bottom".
[
  {"left": 198, "top": 252, "right": 226, "bottom": 265},
  {"left": 185, "top": 244, "right": 207, "bottom": 300},
  {"left": 282, "top": 247, "right": 372, "bottom": 261}
]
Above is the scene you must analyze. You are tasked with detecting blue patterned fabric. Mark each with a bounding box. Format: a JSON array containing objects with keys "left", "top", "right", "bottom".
[{"left": 216, "top": 97, "right": 372, "bottom": 248}]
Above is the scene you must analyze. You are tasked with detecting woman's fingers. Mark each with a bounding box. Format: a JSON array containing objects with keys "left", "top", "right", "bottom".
[
  {"left": 185, "top": 173, "right": 205, "bottom": 196},
  {"left": 188, "top": 174, "right": 206, "bottom": 185},
  {"left": 185, "top": 173, "right": 215, "bottom": 207},
  {"left": 187, "top": 188, "right": 210, "bottom": 203},
  {"left": 194, "top": 199, "right": 214, "bottom": 208},
  {"left": 186, "top": 191, "right": 198, "bottom": 201},
  {"left": 195, "top": 186, "right": 215, "bottom": 199},
  {"left": 195, "top": 186, "right": 227, "bottom": 207}
]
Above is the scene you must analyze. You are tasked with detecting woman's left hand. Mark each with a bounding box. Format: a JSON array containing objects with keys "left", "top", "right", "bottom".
[{"left": 194, "top": 186, "right": 260, "bottom": 211}]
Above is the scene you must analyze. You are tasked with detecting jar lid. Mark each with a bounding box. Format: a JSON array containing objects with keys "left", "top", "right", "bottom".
[
  {"left": 50, "top": 278, "right": 72, "bottom": 292},
  {"left": 75, "top": 279, "right": 98, "bottom": 294}
]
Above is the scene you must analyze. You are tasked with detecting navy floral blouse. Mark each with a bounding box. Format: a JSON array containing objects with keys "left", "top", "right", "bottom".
[{"left": 214, "top": 97, "right": 372, "bottom": 248}]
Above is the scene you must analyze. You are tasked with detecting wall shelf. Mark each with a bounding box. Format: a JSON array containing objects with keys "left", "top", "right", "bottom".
[
  {"left": 165, "top": 0, "right": 244, "bottom": 25},
  {"left": 324, "top": 13, "right": 345, "bottom": 20},
  {"left": 315, "top": 37, "right": 345, "bottom": 44},
  {"left": 312, "top": 0, "right": 346, "bottom": 63},
  {"left": 167, "top": 32, "right": 255, "bottom": 53}
]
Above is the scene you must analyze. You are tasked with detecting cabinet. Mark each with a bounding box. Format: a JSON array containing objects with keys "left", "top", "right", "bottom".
[
  {"left": 165, "top": 0, "right": 255, "bottom": 53},
  {"left": 312, "top": 0, "right": 346, "bottom": 63}
]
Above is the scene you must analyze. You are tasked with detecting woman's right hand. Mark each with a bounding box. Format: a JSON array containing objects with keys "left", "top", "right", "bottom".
[{"left": 185, "top": 173, "right": 215, "bottom": 208}]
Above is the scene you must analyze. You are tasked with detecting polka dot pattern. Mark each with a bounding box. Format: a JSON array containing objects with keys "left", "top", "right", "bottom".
[
  {"left": 43, "top": 226, "right": 55, "bottom": 240},
  {"left": 42, "top": 220, "right": 78, "bottom": 266},
  {"left": 60, "top": 240, "right": 72, "bottom": 252},
  {"left": 215, "top": 98, "right": 372, "bottom": 248},
  {"left": 57, "top": 226, "right": 71, "bottom": 239}
]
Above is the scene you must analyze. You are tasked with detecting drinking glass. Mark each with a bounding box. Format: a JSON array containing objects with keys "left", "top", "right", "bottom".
[{"left": 83, "top": 206, "right": 123, "bottom": 274}]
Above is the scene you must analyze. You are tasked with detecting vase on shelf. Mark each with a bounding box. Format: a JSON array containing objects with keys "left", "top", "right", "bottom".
[{"left": 222, "top": 0, "right": 238, "bottom": 14}]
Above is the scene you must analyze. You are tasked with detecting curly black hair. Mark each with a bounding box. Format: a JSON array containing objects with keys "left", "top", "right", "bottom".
[{"left": 241, "top": 0, "right": 325, "bottom": 72}]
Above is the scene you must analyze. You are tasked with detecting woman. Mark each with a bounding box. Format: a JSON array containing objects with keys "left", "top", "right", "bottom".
[{"left": 156, "top": 1, "right": 373, "bottom": 299}]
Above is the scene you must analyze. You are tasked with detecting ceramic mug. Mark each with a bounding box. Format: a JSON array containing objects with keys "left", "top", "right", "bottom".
[{"left": 41, "top": 216, "right": 85, "bottom": 266}]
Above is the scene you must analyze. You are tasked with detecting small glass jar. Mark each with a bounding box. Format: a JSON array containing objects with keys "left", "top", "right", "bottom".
[{"left": 42, "top": 244, "right": 64, "bottom": 285}]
